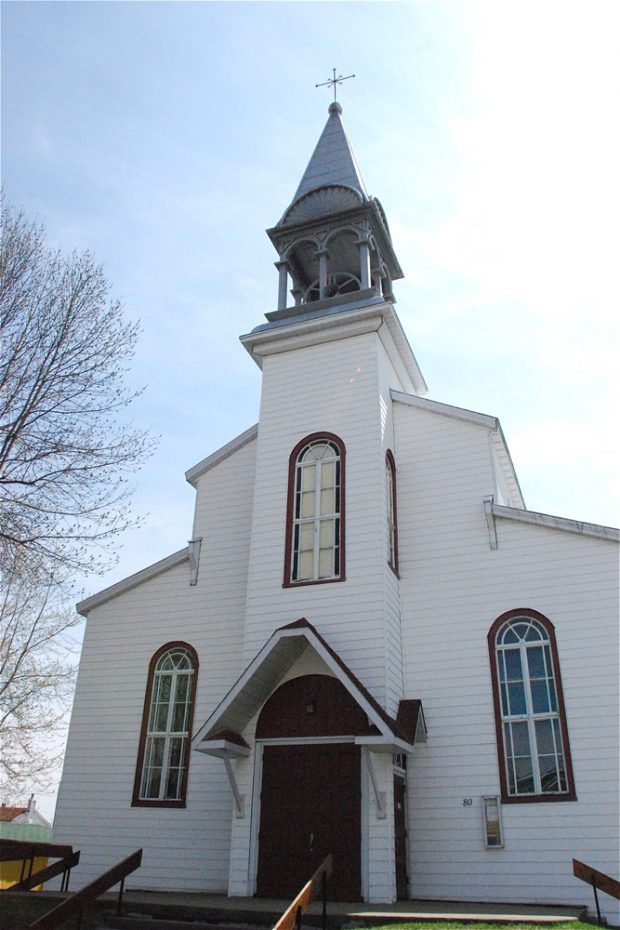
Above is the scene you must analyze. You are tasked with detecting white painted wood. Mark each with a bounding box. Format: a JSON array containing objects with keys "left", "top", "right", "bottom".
[{"left": 54, "top": 285, "right": 619, "bottom": 924}]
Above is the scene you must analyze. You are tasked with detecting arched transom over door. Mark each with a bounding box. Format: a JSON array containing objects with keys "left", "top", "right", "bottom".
[{"left": 255, "top": 674, "right": 375, "bottom": 901}]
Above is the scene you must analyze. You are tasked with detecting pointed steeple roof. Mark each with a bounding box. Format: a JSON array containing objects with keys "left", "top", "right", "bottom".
[{"left": 292, "top": 102, "right": 367, "bottom": 201}]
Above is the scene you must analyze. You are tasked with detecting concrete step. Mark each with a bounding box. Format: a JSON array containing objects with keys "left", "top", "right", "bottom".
[{"left": 106, "top": 916, "right": 271, "bottom": 930}]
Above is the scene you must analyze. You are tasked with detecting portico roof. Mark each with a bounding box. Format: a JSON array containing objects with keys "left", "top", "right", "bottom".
[{"left": 193, "top": 618, "right": 425, "bottom": 757}]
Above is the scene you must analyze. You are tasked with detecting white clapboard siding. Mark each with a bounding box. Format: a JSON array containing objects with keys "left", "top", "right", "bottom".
[
  {"left": 53, "top": 438, "right": 257, "bottom": 891},
  {"left": 394, "top": 399, "right": 619, "bottom": 922}
]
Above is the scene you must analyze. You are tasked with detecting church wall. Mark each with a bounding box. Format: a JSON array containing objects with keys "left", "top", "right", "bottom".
[
  {"left": 394, "top": 401, "right": 619, "bottom": 921},
  {"left": 242, "top": 332, "right": 396, "bottom": 708},
  {"left": 53, "top": 438, "right": 257, "bottom": 892}
]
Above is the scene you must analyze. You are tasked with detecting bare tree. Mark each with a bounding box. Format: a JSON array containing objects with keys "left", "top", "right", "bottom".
[
  {"left": 0, "top": 555, "right": 78, "bottom": 796},
  {"left": 0, "top": 200, "right": 155, "bottom": 793},
  {"left": 1, "top": 201, "right": 155, "bottom": 580}
]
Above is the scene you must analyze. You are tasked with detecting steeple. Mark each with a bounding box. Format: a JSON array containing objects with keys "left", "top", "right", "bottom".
[
  {"left": 266, "top": 104, "right": 403, "bottom": 317},
  {"left": 292, "top": 102, "right": 367, "bottom": 202}
]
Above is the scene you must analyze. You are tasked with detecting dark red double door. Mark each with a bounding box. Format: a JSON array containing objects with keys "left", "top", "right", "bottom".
[{"left": 256, "top": 742, "right": 361, "bottom": 901}]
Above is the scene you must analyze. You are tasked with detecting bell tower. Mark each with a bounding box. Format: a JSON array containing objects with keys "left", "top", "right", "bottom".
[{"left": 266, "top": 102, "right": 404, "bottom": 315}]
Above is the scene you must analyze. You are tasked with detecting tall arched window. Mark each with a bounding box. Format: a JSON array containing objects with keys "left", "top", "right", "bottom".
[
  {"left": 488, "top": 610, "right": 576, "bottom": 803},
  {"left": 284, "top": 433, "right": 345, "bottom": 586},
  {"left": 133, "top": 642, "right": 198, "bottom": 807},
  {"left": 386, "top": 450, "right": 399, "bottom": 575}
]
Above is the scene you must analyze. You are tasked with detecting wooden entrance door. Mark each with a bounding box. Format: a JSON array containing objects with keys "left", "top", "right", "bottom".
[
  {"left": 394, "top": 775, "right": 408, "bottom": 899},
  {"left": 256, "top": 743, "right": 361, "bottom": 901}
]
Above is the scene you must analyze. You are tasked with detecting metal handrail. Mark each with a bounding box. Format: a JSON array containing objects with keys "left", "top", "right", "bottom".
[
  {"left": 28, "top": 848, "right": 142, "bottom": 930},
  {"left": 272, "top": 853, "right": 333, "bottom": 930},
  {"left": 0, "top": 840, "right": 73, "bottom": 862},
  {"left": 573, "top": 858, "right": 620, "bottom": 925},
  {"left": 8, "top": 850, "right": 80, "bottom": 893}
]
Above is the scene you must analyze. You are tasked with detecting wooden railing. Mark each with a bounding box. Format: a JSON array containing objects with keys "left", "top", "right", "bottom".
[
  {"left": 28, "top": 848, "right": 142, "bottom": 930},
  {"left": 573, "top": 858, "right": 620, "bottom": 925},
  {"left": 0, "top": 839, "right": 75, "bottom": 888},
  {"left": 273, "top": 854, "right": 332, "bottom": 930},
  {"left": 9, "top": 850, "right": 80, "bottom": 893}
]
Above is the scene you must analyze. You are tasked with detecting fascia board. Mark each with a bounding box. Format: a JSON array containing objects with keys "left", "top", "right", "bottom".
[
  {"left": 492, "top": 503, "right": 620, "bottom": 542},
  {"left": 490, "top": 427, "right": 525, "bottom": 509},
  {"left": 240, "top": 304, "right": 385, "bottom": 367},
  {"left": 191, "top": 633, "right": 305, "bottom": 747},
  {"left": 195, "top": 739, "right": 251, "bottom": 759},
  {"left": 380, "top": 305, "right": 427, "bottom": 396},
  {"left": 76, "top": 548, "right": 189, "bottom": 617},
  {"left": 185, "top": 424, "right": 258, "bottom": 487},
  {"left": 192, "top": 625, "right": 403, "bottom": 749},
  {"left": 391, "top": 389, "right": 499, "bottom": 429},
  {"left": 355, "top": 736, "right": 415, "bottom": 753},
  {"left": 241, "top": 302, "right": 427, "bottom": 399}
]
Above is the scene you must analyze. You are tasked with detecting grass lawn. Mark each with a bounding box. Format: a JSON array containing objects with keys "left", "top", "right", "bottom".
[{"left": 365, "top": 923, "right": 596, "bottom": 930}]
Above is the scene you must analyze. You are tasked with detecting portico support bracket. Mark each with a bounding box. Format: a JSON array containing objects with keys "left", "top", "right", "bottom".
[
  {"left": 484, "top": 496, "right": 498, "bottom": 550},
  {"left": 364, "top": 748, "right": 386, "bottom": 819},
  {"left": 223, "top": 757, "right": 244, "bottom": 818}
]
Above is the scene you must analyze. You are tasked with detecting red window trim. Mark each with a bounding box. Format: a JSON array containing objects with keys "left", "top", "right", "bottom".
[
  {"left": 386, "top": 449, "right": 399, "bottom": 578},
  {"left": 487, "top": 608, "right": 577, "bottom": 804},
  {"left": 132, "top": 641, "right": 199, "bottom": 808},
  {"left": 283, "top": 431, "right": 346, "bottom": 588}
]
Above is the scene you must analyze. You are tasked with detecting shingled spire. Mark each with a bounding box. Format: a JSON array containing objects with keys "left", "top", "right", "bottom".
[
  {"left": 292, "top": 102, "right": 367, "bottom": 202},
  {"left": 266, "top": 104, "right": 403, "bottom": 316}
]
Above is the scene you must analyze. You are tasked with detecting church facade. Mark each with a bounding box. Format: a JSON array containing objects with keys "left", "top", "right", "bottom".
[{"left": 53, "top": 103, "right": 619, "bottom": 922}]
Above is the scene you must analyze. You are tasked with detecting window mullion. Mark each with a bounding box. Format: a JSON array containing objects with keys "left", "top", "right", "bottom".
[
  {"left": 312, "top": 459, "right": 321, "bottom": 578},
  {"left": 522, "top": 642, "right": 542, "bottom": 794}
]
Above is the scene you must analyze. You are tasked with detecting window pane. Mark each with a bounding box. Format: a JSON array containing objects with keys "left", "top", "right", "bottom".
[
  {"left": 531, "top": 679, "right": 551, "bottom": 714},
  {"left": 301, "top": 490, "right": 315, "bottom": 518},
  {"left": 319, "top": 519, "right": 335, "bottom": 548},
  {"left": 144, "top": 767, "right": 162, "bottom": 799},
  {"left": 525, "top": 622, "right": 544, "bottom": 641},
  {"left": 301, "top": 465, "right": 315, "bottom": 490},
  {"left": 175, "top": 674, "right": 189, "bottom": 702},
  {"left": 298, "top": 551, "right": 313, "bottom": 580},
  {"left": 318, "top": 548, "right": 334, "bottom": 578},
  {"left": 511, "top": 721, "right": 531, "bottom": 757},
  {"left": 504, "top": 649, "right": 523, "bottom": 681},
  {"left": 169, "top": 737, "right": 185, "bottom": 767},
  {"left": 156, "top": 674, "right": 172, "bottom": 702},
  {"left": 172, "top": 701, "right": 188, "bottom": 732},
  {"left": 320, "top": 461, "right": 335, "bottom": 488},
  {"left": 515, "top": 757, "right": 535, "bottom": 793},
  {"left": 153, "top": 701, "right": 169, "bottom": 732},
  {"left": 508, "top": 681, "right": 527, "bottom": 715},
  {"left": 299, "top": 522, "right": 314, "bottom": 551},
  {"left": 512, "top": 622, "right": 530, "bottom": 641},
  {"left": 535, "top": 719, "right": 554, "bottom": 754},
  {"left": 545, "top": 646, "right": 558, "bottom": 710},
  {"left": 527, "top": 646, "right": 546, "bottom": 679},
  {"left": 165, "top": 767, "right": 180, "bottom": 800},
  {"left": 320, "top": 487, "right": 335, "bottom": 514}
]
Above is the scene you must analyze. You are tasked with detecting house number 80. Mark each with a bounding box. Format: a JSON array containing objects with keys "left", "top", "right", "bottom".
[{"left": 462, "top": 798, "right": 473, "bottom": 806}]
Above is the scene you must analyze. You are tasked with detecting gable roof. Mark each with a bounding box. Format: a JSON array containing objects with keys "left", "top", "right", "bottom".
[
  {"left": 391, "top": 389, "right": 524, "bottom": 508},
  {"left": 492, "top": 502, "right": 620, "bottom": 542},
  {"left": 76, "top": 548, "right": 189, "bottom": 617},
  {"left": 185, "top": 423, "right": 258, "bottom": 487},
  {"left": 193, "top": 618, "right": 425, "bottom": 756}
]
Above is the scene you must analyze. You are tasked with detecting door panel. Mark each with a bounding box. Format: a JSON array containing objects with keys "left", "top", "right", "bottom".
[
  {"left": 256, "top": 743, "right": 361, "bottom": 901},
  {"left": 394, "top": 775, "right": 408, "bottom": 900}
]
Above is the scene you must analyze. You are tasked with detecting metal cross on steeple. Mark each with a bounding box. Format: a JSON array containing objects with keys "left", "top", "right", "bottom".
[{"left": 315, "top": 68, "right": 356, "bottom": 103}]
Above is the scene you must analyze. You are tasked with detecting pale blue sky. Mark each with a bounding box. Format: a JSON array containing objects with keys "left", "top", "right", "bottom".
[{"left": 3, "top": 0, "right": 619, "bottom": 818}]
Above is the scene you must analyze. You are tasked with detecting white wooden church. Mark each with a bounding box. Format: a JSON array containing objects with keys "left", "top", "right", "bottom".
[{"left": 54, "top": 102, "right": 619, "bottom": 922}]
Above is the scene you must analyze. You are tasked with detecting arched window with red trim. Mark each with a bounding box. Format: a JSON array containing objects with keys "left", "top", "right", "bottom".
[
  {"left": 284, "top": 432, "right": 345, "bottom": 586},
  {"left": 386, "top": 450, "right": 399, "bottom": 575},
  {"left": 488, "top": 609, "right": 576, "bottom": 803},
  {"left": 132, "top": 642, "right": 198, "bottom": 807}
]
